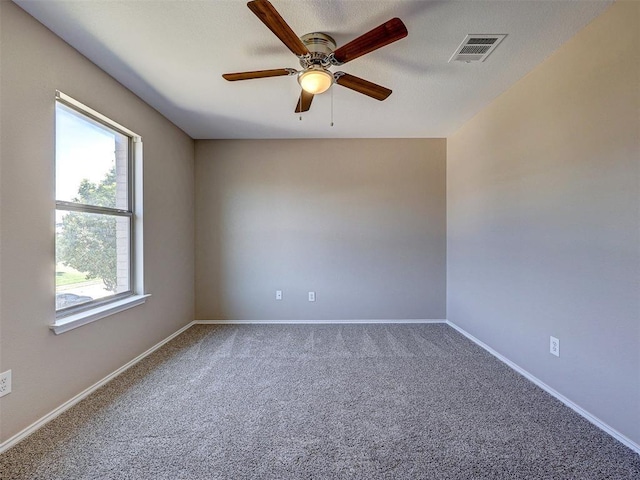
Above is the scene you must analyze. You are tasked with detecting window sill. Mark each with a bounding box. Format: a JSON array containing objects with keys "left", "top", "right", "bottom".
[{"left": 50, "top": 294, "right": 151, "bottom": 335}]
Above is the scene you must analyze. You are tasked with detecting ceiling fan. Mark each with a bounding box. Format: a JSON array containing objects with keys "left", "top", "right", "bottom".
[{"left": 222, "top": 0, "right": 408, "bottom": 113}]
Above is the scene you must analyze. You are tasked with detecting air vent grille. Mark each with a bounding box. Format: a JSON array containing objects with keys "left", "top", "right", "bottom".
[
  {"left": 449, "top": 34, "right": 506, "bottom": 63},
  {"left": 459, "top": 45, "right": 492, "bottom": 55},
  {"left": 467, "top": 38, "right": 498, "bottom": 45}
]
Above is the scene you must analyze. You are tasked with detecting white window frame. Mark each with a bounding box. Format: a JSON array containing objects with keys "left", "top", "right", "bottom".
[{"left": 52, "top": 91, "right": 149, "bottom": 334}]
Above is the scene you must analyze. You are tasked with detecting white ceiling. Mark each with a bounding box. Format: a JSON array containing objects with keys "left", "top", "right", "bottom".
[{"left": 15, "top": 0, "right": 612, "bottom": 139}]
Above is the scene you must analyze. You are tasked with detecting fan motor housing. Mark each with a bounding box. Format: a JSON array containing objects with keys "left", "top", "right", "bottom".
[{"left": 299, "top": 33, "right": 336, "bottom": 67}]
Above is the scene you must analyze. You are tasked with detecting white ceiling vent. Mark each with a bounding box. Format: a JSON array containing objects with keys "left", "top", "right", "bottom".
[{"left": 449, "top": 34, "right": 506, "bottom": 63}]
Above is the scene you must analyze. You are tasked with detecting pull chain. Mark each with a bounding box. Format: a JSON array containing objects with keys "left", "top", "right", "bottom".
[{"left": 330, "top": 87, "right": 334, "bottom": 127}]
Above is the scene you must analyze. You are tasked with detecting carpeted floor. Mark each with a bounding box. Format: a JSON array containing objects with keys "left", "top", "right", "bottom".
[{"left": 1, "top": 323, "right": 638, "bottom": 479}]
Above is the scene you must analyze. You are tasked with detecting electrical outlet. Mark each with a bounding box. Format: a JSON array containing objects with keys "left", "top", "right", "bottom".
[
  {"left": 0, "top": 370, "right": 12, "bottom": 397},
  {"left": 275, "top": 290, "right": 282, "bottom": 300},
  {"left": 308, "top": 291, "right": 316, "bottom": 302},
  {"left": 550, "top": 336, "right": 560, "bottom": 357}
]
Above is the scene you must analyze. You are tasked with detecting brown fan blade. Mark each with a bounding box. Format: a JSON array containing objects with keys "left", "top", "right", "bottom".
[
  {"left": 247, "top": 0, "right": 309, "bottom": 57},
  {"left": 335, "top": 73, "right": 392, "bottom": 101},
  {"left": 294, "top": 90, "right": 314, "bottom": 113},
  {"left": 222, "top": 69, "right": 294, "bottom": 81},
  {"left": 332, "top": 18, "right": 407, "bottom": 65}
]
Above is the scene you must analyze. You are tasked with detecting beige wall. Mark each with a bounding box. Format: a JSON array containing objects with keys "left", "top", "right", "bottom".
[
  {"left": 0, "top": 2, "right": 195, "bottom": 443},
  {"left": 195, "top": 139, "right": 446, "bottom": 321},
  {"left": 447, "top": 1, "right": 639, "bottom": 445}
]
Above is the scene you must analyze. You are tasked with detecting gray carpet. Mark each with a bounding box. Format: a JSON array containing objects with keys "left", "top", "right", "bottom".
[{"left": 1, "top": 324, "right": 638, "bottom": 479}]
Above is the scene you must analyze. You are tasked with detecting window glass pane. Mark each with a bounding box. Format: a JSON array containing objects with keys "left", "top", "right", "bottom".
[
  {"left": 55, "top": 102, "right": 128, "bottom": 209},
  {"left": 55, "top": 211, "right": 130, "bottom": 310}
]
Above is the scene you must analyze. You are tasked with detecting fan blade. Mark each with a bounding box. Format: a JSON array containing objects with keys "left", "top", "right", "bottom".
[
  {"left": 335, "top": 73, "right": 392, "bottom": 101},
  {"left": 222, "top": 69, "right": 294, "bottom": 81},
  {"left": 294, "top": 90, "right": 314, "bottom": 113},
  {"left": 247, "top": 0, "right": 309, "bottom": 57},
  {"left": 332, "top": 18, "right": 407, "bottom": 65}
]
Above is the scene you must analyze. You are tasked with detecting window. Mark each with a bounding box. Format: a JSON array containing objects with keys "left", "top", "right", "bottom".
[{"left": 53, "top": 91, "right": 147, "bottom": 334}]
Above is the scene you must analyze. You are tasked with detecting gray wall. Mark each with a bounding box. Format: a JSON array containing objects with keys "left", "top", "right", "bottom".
[
  {"left": 195, "top": 139, "right": 446, "bottom": 320},
  {"left": 447, "top": 1, "right": 639, "bottom": 445},
  {"left": 0, "top": 2, "right": 195, "bottom": 443}
]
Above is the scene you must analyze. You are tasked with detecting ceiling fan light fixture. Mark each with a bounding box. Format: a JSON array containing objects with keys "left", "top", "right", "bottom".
[
  {"left": 298, "top": 68, "right": 333, "bottom": 95},
  {"left": 223, "top": 2, "right": 408, "bottom": 113}
]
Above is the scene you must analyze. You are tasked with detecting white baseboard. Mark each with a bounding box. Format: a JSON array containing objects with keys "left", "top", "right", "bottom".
[
  {"left": 0, "top": 321, "right": 196, "bottom": 455},
  {"left": 195, "top": 319, "right": 447, "bottom": 325},
  {"left": 446, "top": 320, "right": 640, "bottom": 456}
]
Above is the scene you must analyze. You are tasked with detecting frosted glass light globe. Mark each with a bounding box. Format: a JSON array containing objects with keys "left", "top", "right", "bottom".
[{"left": 298, "top": 69, "right": 333, "bottom": 95}]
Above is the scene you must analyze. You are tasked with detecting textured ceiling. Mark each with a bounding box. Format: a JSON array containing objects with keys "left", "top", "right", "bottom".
[{"left": 15, "top": 0, "right": 612, "bottom": 139}]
